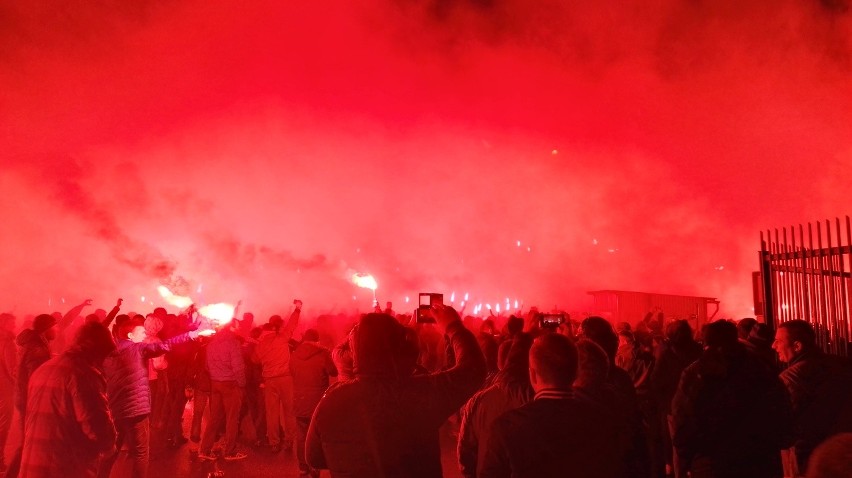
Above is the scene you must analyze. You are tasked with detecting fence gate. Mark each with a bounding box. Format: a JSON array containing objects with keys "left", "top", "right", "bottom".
[{"left": 759, "top": 216, "right": 852, "bottom": 356}]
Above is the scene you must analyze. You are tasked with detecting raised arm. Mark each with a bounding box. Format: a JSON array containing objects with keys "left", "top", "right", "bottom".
[
  {"left": 281, "top": 300, "right": 302, "bottom": 338},
  {"left": 418, "top": 305, "right": 487, "bottom": 420},
  {"left": 60, "top": 299, "right": 91, "bottom": 329},
  {"left": 102, "top": 298, "right": 122, "bottom": 328}
]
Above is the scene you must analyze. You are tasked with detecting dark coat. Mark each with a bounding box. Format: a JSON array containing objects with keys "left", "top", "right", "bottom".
[
  {"left": 458, "top": 382, "right": 532, "bottom": 478},
  {"left": 672, "top": 344, "right": 793, "bottom": 478},
  {"left": 15, "top": 329, "right": 51, "bottom": 413},
  {"left": 20, "top": 350, "right": 116, "bottom": 478},
  {"left": 779, "top": 350, "right": 852, "bottom": 470},
  {"left": 306, "top": 319, "right": 486, "bottom": 478},
  {"left": 479, "top": 393, "right": 621, "bottom": 478},
  {"left": 650, "top": 339, "right": 702, "bottom": 414},
  {"left": 290, "top": 341, "right": 337, "bottom": 418}
]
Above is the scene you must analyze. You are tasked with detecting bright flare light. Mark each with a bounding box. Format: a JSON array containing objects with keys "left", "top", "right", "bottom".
[
  {"left": 199, "top": 303, "right": 236, "bottom": 325},
  {"left": 351, "top": 273, "right": 378, "bottom": 291},
  {"left": 157, "top": 286, "right": 193, "bottom": 309}
]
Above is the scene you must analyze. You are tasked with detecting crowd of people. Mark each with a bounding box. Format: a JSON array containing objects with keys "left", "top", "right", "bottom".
[{"left": 0, "top": 297, "right": 851, "bottom": 478}]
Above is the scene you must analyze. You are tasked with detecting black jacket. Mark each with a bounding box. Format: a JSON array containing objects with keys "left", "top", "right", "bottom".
[
  {"left": 672, "top": 344, "right": 792, "bottom": 478},
  {"left": 480, "top": 391, "right": 621, "bottom": 478},
  {"left": 306, "top": 318, "right": 486, "bottom": 478}
]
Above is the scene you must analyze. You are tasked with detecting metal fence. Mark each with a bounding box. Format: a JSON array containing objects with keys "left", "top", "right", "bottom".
[{"left": 759, "top": 216, "right": 852, "bottom": 356}]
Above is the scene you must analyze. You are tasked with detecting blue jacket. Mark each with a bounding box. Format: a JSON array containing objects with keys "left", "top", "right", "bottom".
[{"left": 103, "top": 332, "right": 195, "bottom": 420}]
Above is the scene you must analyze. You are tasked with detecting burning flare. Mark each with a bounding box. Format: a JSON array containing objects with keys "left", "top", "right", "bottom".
[
  {"left": 351, "top": 273, "right": 378, "bottom": 291},
  {"left": 157, "top": 286, "right": 193, "bottom": 309},
  {"left": 199, "top": 303, "right": 236, "bottom": 326}
]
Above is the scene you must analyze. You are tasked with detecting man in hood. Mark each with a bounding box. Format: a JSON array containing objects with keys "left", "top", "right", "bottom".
[
  {"left": 306, "top": 304, "right": 486, "bottom": 478},
  {"left": 291, "top": 329, "right": 337, "bottom": 478}
]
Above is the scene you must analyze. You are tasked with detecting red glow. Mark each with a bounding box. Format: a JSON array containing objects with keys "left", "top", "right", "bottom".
[{"left": 1, "top": 1, "right": 851, "bottom": 318}]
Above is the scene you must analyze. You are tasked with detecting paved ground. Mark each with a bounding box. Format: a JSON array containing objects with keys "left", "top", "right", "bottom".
[{"left": 5, "top": 406, "right": 465, "bottom": 478}]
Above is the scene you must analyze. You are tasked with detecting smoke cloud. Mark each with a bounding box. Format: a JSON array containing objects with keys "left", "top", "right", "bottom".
[{"left": 1, "top": 0, "right": 850, "bottom": 319}]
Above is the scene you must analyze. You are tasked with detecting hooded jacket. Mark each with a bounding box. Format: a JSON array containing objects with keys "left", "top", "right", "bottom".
[
  {"left": 290, "top": 340, "right": 338, "bottom": 418},
  {"left": 15, "top": 329, "right": 51, "bottom": 413},
  {"left": 306, "top": 315, "right": 486, "bottom": 478}
]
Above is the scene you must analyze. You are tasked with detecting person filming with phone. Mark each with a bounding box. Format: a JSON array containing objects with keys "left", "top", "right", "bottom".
[{"left": 306, "top": 302, "right": 486, "bottom": 478}]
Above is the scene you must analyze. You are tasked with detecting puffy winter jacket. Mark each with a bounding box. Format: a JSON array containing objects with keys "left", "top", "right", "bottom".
[
  {"left": 103, "top": 332, "right": 195, "bottom": 420},
  {"left": 290, "top": 341, "right": 337, "bottom": 417}
]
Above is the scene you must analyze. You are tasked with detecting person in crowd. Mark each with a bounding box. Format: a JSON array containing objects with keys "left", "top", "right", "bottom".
[
  {"left": 673, "top": 319, "right": 793, "bottom": 478},
  {"left": 306, "top": 305, "right": 486, "bottom": 477},
  {"left": 143, "top": 314, "right": 168, "bottom": 431},
  {"left": 650, "top": 319, "right": 703, "bottom": 478},
  {"left": 458, "top": 333, "right": 533, "bottom": 478},
  {"left": 5, "top": 313, "right": 60, "bottom": 477},
  {"left": 616, "top": 329, "right": 654, "bottom": 392},
  {"left": 0, "top": 313, "right": 16, "bottom": 472},
  {"left": 773, "top": 320, "right": 852, "bottom": 473},
  {"left": 575, "top": 334, "right": 636, "bottom": 470},
  {"left": 240, "top": 326, "right": 265, "bottom": 447},
  {"left": 198, "top": 315, "right": 249, "bottom": 462},
  {"left": 477, "top": 319, "right": 499, "bottom": 377},
  {"left": 99, "top": 315, "right": 213, "bottom": 478},
  {"left": 291, "top": 329, "right": 337, "bottom": 478},
  {"left": 189, "top": 337, "right": 212, "bottom": 444},
  {"left": 253, "top": 302, "right": 301, "bottom": 453},
  {"left": 416, "top": 320, "right": 444, "bottom": 373},
  {"left": 331, "top": 332, "right": 355, "bottom": 381},
  {"left": 161, "top": 312, "right": 202, "bottom": 447},
  {"left": 580, "top": 316, "right": 650, "bottom": 477},
  {"left": 479, "top": 333, "right": 621, "bottom": 478},
  {"left": 496, "top": 316, "right": 524, "bottom": 371},
  {"left": 19, "top": 322, "right": 117, "bottom": 478}
]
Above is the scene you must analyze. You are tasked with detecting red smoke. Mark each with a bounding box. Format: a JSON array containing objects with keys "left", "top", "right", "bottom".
[{"left": 1, "top": 0, "right": 850, "bottom": 319}]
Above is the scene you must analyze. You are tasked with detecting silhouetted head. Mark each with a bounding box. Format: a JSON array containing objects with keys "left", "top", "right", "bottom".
[
  {"left": 303, "top": 328, "right": 320, "bottom": 342},
  {"left": 703, "top": 319, "right": 739, "bottom": 349},
  {"left": 737, "top": 318, "right": 757, "bottom": 340},
  {"left": 580, "top": 316, "right": 618, "bottom": 362},
  {"left": 351, "top": 313, "right": 418, "bottom": 379},
  {"left": 529, "top": 333, "right": 578, "bottom": 392},
  {"left": 507, "top": 316, "right": 524, "bottom": 335},
  {"left": 575, "top": 339, "right": 609, "bottom": 389},
  {"left": 494, "top": 332, "right": 533, "bottom": 388},
  {"left": 665, "top": 319, "right": 695, "bottom": 348},
  {"left": 33, "top": 314, "right": 57, "bottom": 341},
  {"left": 71, "top": 321, "right": 116, "bottom": 364}
]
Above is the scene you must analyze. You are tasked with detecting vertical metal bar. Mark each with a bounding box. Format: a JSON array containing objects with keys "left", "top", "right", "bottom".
[
  {"left": 837, "top": 216, "right": 852, "bottom": 356},
  {"left": 817, "top": 221, "right": 829, "bottom": 352},
  {"left": 800, "top": 224, "right": 810, "bottom": 321},
  {"left": 826, "top": 219, "right": 838, "bottom": 355},
  {"left": 761, "top": 230, "right": 776, "bottom": 330},
  {"left": 783, "top": 227, "right": 792, "bottom": 322},
  {"left": 808, "top": 222, "right": 822, "bottom": 350},
  {"left": 774, "top": 228, "right": 783, "bottom": 323},
  {"left": 791, "top": 227, "right": 802, "bottom": 321}
]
